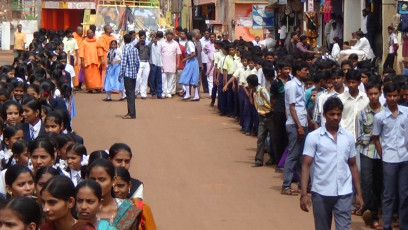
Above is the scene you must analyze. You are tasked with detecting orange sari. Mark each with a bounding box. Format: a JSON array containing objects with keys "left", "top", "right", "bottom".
[
  {"left": 96, "top": 34, "right": 116, "bottom": 84},
  {"left": 79, "top": 37, "right": 102, "bottom": 90}
]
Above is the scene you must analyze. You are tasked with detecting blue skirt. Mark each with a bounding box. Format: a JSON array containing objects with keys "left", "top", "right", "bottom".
[
  {"left": 104, "top": 63, "right": 124, "bottom": 91},
  {"left": 178, "top": 57, "right": 199, "bottom": 86}
]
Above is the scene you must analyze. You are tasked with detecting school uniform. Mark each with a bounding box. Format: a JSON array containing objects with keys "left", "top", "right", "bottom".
[
  {"left": 211, "top": 50, "right": 223, "bottom": 105},
  {"left": 68, "top": 168, "right": 83, "bottom": 187},
  {"left": 233, "top": 56, "right": 242, "bottom": 117},
  {"left": 238, "top": 67, "right": 257, "bottom": 133},
  {"left": 215, "top": 52, "right": 225, "bottom": 112},
  {"left": 22, "top": 120, "right": 45, "bottom": 142},
  {"left": 48, "top": 97, "right": 68, "bottom": 112},
  {"left": 221, "top": 55, "right": 236, "bottom": 116}
]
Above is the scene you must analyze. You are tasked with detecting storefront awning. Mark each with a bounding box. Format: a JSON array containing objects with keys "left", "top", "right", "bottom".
[{"left": 193, "top": 0, "right": 216, "bottom": 6}]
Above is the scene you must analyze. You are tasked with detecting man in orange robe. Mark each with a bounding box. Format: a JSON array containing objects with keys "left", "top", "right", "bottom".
[
  {"left": 96, "top": 25, "right": 116, "bottom": 85},
  {"left": 79, "top": 29, "right": 102, "bottom": 92},
  {"left": 73, "top": 26, "right": 84, "bottom": 89}
]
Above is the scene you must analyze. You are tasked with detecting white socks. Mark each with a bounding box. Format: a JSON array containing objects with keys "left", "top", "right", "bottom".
[
  {"left": 106, "top": 91, "right": 112, "bottom": 99},
  {"left": 184, "top": 86, "right": 190, "bottom": 99},
  {"left": 193, "top": 87, "right": 199, "bottom": 99}
]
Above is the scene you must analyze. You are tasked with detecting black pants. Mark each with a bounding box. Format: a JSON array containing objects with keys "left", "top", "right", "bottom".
[
  {"left": 383, "top": 53, "right": 396, "bottom": 70},
  {"left": 124, "top": 77, "right": 136, "bottom": 118},
  {"left": 273, "top": 111, "right": 287, "bottom": 164},
  {"left": 360, "top": 154, "right": 382, "bottom": 221},
  {"left": 201, "top": 64, "right": 209, "bottom": 93}
]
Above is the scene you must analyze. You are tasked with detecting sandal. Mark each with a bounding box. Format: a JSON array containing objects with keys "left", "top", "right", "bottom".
[
  {"left": 362, "top": 210, "right": 372, "bottom": 226},
  {"left": 281, "top": 187, "right": 299, "bottom": 196},
  {"left": 122, "top": 115, "right": 135, "bottom": 119},
  {"left": 371, "top": 221, "right": 383, "bottom": 230},
  {"left": 351, "top": 207, "right": 363, "bottom": 216}
]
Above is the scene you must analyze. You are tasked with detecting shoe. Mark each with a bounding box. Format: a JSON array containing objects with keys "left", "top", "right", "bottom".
[
  {"left": 166, "top": 94, "right": 172, "bottom": 98},
  {"left": 141, "top": 97, "right": 146, "bottom": 100},
  {"left": 245, "top": 132, "right": 251, "bottom": 136},
  {"left": 151, "top": 95, "right": 157, "bottom": 98},
  {"left": 182, "top": 96, "right": 190, "bottom": 100},
  {"left": 119, "top": 97, "right": 126, "bottom": 101},
  {"left": 265, "top": 159, "right": 275, "bottom": 166},
  {"left": 190, "top": 98, "right": 200, "bottom": 101},
  {"left": 157, "top": 96, "right": 165, "bottom": 99},
  {"left": 252, "top": 162, "right": 263, "bottom": 167},
  {"left": 102, "top": 98, "right": 112, "bottom": 101},
  {"left": 210, "top": 102, "right": 214, "bottom": 107}
]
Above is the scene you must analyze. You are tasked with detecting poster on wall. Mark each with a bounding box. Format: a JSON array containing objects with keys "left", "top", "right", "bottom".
[
  {"left": 252, "top": 5, "right": 274, "bottom": 29},
  {"left": 95, "top": 4, "right": 160, "bottom": 35},
  {"left": 237, "top": 16, "right": 253, "bottom": 27}
]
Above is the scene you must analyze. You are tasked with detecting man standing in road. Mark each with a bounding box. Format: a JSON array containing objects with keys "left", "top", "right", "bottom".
[
  {"left": 14, "top": 24, "right": 26, "bottom": 58},
  {"left": 119, "top": 34, "right": 139, "bottom": 119},
  {"left": 300, "top": 97, "right": 363, "bottom": 230},
  {"left": 160, "top": 30, "right": 181, "bottom": 98},
  {"left": 200, "top": 29, "right": 211, "bottom": 94}
]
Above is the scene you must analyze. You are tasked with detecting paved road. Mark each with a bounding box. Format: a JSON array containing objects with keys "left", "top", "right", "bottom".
[{"left": 72, "top": 92, "right": 370, "bottom": 230}]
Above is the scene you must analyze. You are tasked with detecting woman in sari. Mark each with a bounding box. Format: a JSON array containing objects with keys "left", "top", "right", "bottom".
[{"left": 87, "top": 159, "right": 141, "bottom": 230}]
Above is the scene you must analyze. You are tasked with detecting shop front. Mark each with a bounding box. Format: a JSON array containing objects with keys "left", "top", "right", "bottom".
[{"left": 41, "top": 0, "right": 96, "bottom": 30}]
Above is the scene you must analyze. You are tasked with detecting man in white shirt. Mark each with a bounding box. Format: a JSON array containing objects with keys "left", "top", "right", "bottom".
[
  {"left": 252, "top": 36, "right": 261, "bottom": 47},
  {"left": 200, "top": 29, "right": 211, "bottom": 93},
  {"left": 300, "top": 96, "right": 363, "bottom": 230},
  {"left": 383, "top": 26, "right": 398, "bottom": 70},
  {"left": 342, "top": 31, "right": 375, "bottom": 60},
  {"left": 338, "top": 70, "right": 369, "bottom": 140}
]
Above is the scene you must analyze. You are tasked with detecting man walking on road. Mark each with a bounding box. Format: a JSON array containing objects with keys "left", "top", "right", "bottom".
[
  {"left": 300, "top": 97, "right": 363, "bottom": 230},
  {"left": 14, "top": 24, "right": 26, "bottom": 58},
  {"left": 119, "top": 34, "right": 139, "bottom": 119}
]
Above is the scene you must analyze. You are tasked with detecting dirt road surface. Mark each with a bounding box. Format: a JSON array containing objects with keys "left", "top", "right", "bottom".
[{"left": 72, "top": 92, "right": 370, "bottom": 230}]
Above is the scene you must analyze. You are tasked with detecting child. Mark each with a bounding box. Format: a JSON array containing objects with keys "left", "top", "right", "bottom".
[
  {"left": 210, "top": 41, "right": 224, "bottom": 107},
  {"left": 21, "top": 97, "right": 45, "bottom": 142},
  {"left": 26, "top": 84, "right": 41, "bottom": 100},
  {"left": 1, "top": 100, "right": 23, "bottom": 125},
  {"left": 11, "top": 81, "right": 25, "bottom": 104},
  {"left": 331, "top": 37, "right": 341, "bottom": 61},
  {"left": 0, "top": 125, "right": 24, "bottom": 170},
  {"left": 221, "top": 44, "right": 236, "bottom": 117},
  {"left": 66, "top": 143, "right": 87, "bottom": 186},
  {"left": 247, "top": 74, "right": 273, "bottom": 167},
  {"left": 104, "top": 40, "right": 125, "bottom": 101},
  {"left": 44, "top": 112, "right": 64, "bottom": 134},
  {"left": 11, "top": 139, "right": 29, "bottom": 166}
]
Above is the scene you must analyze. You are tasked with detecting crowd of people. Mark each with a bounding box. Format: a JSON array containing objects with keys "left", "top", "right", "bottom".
[
  {"left": 0, "top": 24, "right": 160, "bottom": 229},
  {"left": 3, "top": 21, "right": 408, "bottom": 230}
]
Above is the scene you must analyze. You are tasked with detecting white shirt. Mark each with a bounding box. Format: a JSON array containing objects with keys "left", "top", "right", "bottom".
[
  {"left": 200, "top": 37, "right": 210, "bottom": 63},
  {"left": 361, "top": 16, "right": 368, "bottom": 34},
  {"left": 252, "top": 40, "right": 261, "bottom": 47},
  {"left": 388, "top": 33, "right": 398, "bottom": 54},
  {"left": 279, "top": 25, "right": 287, "bottom": 39},
  {"left": 29, "top": 120, "right": 42, "bottom": 140},
  {"left": 351, "top": 37, "right": 375, "bottom": 60},
  {"left": 338, "top": 91, "right": 369, "bottom": 140},
  {"left": 303, "top": 126, "right": 356, "bottom": 196},
  {"left": 65, "top": 64, "right": 75, "bottom": 88},
  {"left": 185, "top": 41, "right": 195, "bottom": 55},
  {"left": 331, "top": 43, "right": 340, "bottom": 61},
  {"left": 150, "top": 41, "right": 163, "bottom": 66}
]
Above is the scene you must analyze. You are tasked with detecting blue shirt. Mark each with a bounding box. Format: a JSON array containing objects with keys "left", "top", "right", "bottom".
[
  {"left": 372, "top": 105, "right": 408, "bottom": 163},
  {"left": 303, "top": 126, "right": 356, "bottom": 196},
  {"left": 119, "top": 43, "right": 140, "bottom": 79},
  {"left": 284, "top": 77, "right": 308, "bottom": 127}
]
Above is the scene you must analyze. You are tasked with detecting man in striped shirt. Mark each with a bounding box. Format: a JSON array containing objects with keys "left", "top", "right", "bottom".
[{"left": 119, "top": 34, "right": 140, "bottom": 119}]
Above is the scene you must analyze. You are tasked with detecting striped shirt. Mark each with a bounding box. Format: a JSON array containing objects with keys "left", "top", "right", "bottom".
[
  {"left": 356, "top": 105, "right": 383, "bottom": 159},
  {"left": 119, "top": 43, "right": 140, "bottom": 79}
]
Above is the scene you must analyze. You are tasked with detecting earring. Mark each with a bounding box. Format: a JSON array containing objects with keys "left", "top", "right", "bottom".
[{"left": 8, "top": 191, "right": 12, "bottom": 197}]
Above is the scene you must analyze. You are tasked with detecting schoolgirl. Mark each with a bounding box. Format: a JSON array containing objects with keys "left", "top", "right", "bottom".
[
  {"left": 0, "top": 125, "right": 24, "bottom": 170},
  {"left": 66, "top": 143, "right": 87, "bottom": 186},
  {"left": 21, "top": 97, "right": 45, "bottom": 142},
  {"left": 5, "top": 164, "right": 35, "bottom": 198},
  {"left": 28, "top": 138, "right": 56, "bottom": 174},
  {"left": 1, "top": 100, "right": 23, "bottom": 126},
  {"left": 104, "top": 40, "right": 125, "bottom": 101},
  {"left": 44, "top": 112, "right": 64, "bottom": 134},
  {"left": 178, "top": 32, "right": 200, "bottom": 101}
]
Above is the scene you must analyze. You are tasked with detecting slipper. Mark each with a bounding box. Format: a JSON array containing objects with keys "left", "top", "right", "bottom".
[
  {"left": 281, "top": 187, "right": 299, "bottom": 196},
  {"left": 119, "top": 97, "right": 126, "bottom": 101},
  {"left": 122, "top": 115, "right": 135, "bottom": 119},
  {"left": 102, "top": 98, "right": 112, "bottom": 101},
  {"left": 371, "top": 221, "right": 383, "bottom": 230}
]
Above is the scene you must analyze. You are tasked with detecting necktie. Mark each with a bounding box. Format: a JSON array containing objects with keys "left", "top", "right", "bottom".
[
  {"left": 244, "top": 67, "right": 248, "bottom": 71},
  {"left": 75, "top": 172, "right": 81, "bottom": 185},
  {"left": 30, "top": 127, "right": 35, "bottom": 140}
]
